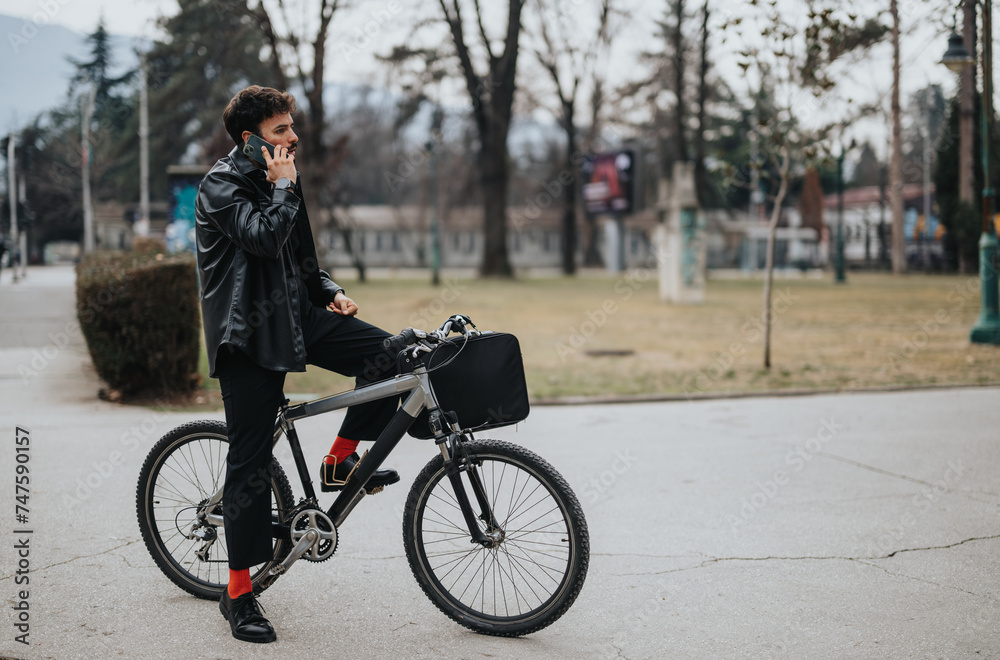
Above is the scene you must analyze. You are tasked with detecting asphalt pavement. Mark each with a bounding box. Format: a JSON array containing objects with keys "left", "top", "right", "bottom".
[{"left": 1, "top": 264, "right": 999, "bottom": 660}]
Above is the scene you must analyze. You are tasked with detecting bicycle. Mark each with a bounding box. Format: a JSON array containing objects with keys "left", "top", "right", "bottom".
[{"left": 136, "top": 314, "right": 589, "bottom": 637}]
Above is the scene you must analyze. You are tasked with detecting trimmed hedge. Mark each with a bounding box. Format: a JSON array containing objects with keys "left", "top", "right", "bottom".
[{"left": 76, "top": 250, "right": 201, "bottom": 399}]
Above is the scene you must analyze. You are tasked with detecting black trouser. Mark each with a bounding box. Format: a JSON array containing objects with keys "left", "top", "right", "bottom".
[{"left": 217, "top": 306, "right": 398, "bottom": 570}]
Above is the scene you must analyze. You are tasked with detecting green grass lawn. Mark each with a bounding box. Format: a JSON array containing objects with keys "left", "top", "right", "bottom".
[{"left": 192, "top": 271, "right": 1000, "bottom": 407}]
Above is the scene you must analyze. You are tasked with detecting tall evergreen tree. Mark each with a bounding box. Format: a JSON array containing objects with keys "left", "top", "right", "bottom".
[
  {"left": 617, "top": 0, "right": 742, "bottom": 209},
  {"left": 851, "top": 142, "right": 881, "bottom": 188},
  {"left": 116, "top": 0, "right": 273, "bottom": 202},
  {"left": 69, "top": 19, "right": 134, "bottom": 131}
]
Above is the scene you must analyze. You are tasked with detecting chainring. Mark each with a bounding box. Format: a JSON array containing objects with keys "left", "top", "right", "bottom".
[{"left": 290, "top": 508, "right": 339, "bottom": 562}]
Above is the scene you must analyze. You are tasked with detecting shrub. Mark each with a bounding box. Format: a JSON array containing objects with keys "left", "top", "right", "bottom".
[
  {"left": 132, "top": 237, "right": 167, "bottom": 255},
  {"left": 76, "top": 250, "right": 201, "bottom": 399}
]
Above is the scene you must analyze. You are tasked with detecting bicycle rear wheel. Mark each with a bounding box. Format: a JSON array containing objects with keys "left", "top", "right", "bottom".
[
  {"left": 136, "top": 420, "right": 294, "bottom": 600},
  {"left": 402, "top": 439, "right": 589, "bottom": 636}
]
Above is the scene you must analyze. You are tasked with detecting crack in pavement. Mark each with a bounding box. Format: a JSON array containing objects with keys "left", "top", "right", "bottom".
[
  {"left": 805, "top": 451, "right": 998, "bottom": 505},
  {"left": 880, "top": 534, "right": 1000, "bottom": 557},
  {"left": 592, "top": 552, "right": 702, "bottom": 559},
  {"left": 810, "top": 450, "right": 966, "bottom": 488},
  {"left": 609, "top": 642, "right": 629, "bottom": 659},
  {"left": 0, "top": 539, "right": 141, "bottom": 581},
  {"left": 614, "top": 554, "right": 857, "bottom": 578},
  {"left": 851, "top": 558, "right": 999, "bottom": 603},
  {"left": 612, "top": 534, "right": 1000, "bottom": 579}
]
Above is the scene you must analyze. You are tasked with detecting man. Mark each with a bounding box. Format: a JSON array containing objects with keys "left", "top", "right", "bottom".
[{"left": 195, "top": 85, "right": 399, "bottom": 644}]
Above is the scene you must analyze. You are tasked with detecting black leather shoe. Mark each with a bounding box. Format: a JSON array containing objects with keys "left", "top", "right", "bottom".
[
  {"left": 320, "top": 452, "right": 400, "bottom": 492},
  {"left": 220, "top": 590, "right": 276, "bottom": 643}
]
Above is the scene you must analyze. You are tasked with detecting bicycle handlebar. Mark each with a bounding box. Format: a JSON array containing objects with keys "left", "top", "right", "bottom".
[
  {"left": 382, "top": 327, "right": 419, "bottom": 354},
  {"left": 382, "top": 315, "right": 476, "bottom": 354}
]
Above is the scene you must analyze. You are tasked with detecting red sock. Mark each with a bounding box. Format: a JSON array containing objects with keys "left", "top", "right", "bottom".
[
  {"left": 324, "top": 436, "right": 359, "bottom": 465},
  {"left": 228, "top": 568, "right": 252, "bottom": 599}
]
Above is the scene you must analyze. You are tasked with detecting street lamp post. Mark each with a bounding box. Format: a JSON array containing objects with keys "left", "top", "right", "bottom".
[
  {"left": 943, "top": 7, "right": 1000, "bottom": 344},
  {"left": 7, "top": 134, "right": 18, "bottom": 283},
  {"left": 428, "top": 105, "right": 443, "bottom": 287},
  {"left": 835, "top": 142, "right": 854, "bottom": 283}
]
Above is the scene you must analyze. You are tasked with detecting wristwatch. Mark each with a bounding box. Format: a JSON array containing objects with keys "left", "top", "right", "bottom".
[{"left": 274, "top": 177, "right": 294, "bottom": 191}]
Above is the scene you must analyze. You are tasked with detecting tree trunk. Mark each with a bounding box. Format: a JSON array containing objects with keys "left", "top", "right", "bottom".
[
  {"left": 300, "top": 112, "right": 328, "bottom": 268},
  {"left": 561, "top": 102, "right": 577, "bottom": 275},
  {"left": 672, "top": 0, "right": 688, "bottom": 165},
  {"left": 889, "top": 0, "right": 907, "bottom": 274},
  {"left": 583, "top": 79, "right": 604, "bottom": 267},
  {"left": 301, "top": 11, "right": 334, "bottom": 269},
  {"left": 480, "top": 131, "right": 513, "bottom": 277},
  {"left": 439, "top": 0, "right": 521, "bottom": 277},
  {"left": 762, "top": 147, "right": 790, "bottom": 370},
  {"left": 693, "top": 0, "right": 710, "bottom": 208},
  {"left": 960, "top": 0, "right": 977, "bottom": 205}
]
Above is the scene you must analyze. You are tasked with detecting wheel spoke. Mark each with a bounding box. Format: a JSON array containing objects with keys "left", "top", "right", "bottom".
[
  {"left": 503, "top": 543, "right": 566, "bottom": 580},
  {"left": 422, "top": 505, "right": 471, "bottom": 535},
  {"left": 503, "top": 536, "right": 570, "bottom": 549},
  {"left": 497, "top": 542, "right": 545, "bottom": 606},
  {"left": 170, "top": 447, "right": 209, "bottom": 501},
  {"left": 448, "top": 548, "right": 486, "bottom": 598},
  {"left": 421, "top": 533, "right": 475, "bottom": 544},
  {"left": 153, "top": 473, "right": 196, "bottom": 505},
  {"left": 505, "top": 481, "right": 545, "bottom": 527},
  {"left": 429, "top": 488, "right": 464, "bottom": 513},
  {"left": 507, "top": 503, "right": 563, "bottom": 536}
]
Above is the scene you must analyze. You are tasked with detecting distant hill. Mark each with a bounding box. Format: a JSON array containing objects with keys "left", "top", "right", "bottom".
[
  {"left": 0, "top": 14, "right": 138, "bottom": 136},
  {"left": 0, "top": 12, "right": 560, "bottom": 162}
]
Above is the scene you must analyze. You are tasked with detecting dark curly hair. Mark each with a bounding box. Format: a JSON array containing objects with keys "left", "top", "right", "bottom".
[{"left": 223, "top": 85, "right": 297, "bottom": 145}]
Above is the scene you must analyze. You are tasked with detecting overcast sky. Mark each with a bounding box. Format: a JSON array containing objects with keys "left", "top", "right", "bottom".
[{"left": 0, "top": 0, "right": 967, "bottom": 157}]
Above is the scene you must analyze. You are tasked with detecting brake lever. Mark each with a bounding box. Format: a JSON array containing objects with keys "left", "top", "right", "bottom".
[{"left": 408, "top": 342, "right": 435, "bottom": 358}]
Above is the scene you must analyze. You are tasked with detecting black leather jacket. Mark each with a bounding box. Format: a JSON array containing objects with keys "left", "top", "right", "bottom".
[{"left": 195, "top": 145, "right": 343, "bottom": 377}]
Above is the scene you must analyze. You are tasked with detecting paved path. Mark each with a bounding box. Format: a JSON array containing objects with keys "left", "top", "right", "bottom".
[{"left": 1, "top": 265, "right": 999, "bottom": 659}]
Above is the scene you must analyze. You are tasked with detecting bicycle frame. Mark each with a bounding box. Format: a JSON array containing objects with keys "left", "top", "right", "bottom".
[
  {"left": 201, "top": 363, "right": 494, "bottom": 545},
  {"left": 282, "top": 369, "right": 432, "bottom": 528}
]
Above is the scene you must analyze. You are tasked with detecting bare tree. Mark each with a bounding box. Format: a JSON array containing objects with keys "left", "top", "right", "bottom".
[
  {"left": 437, "top": 0, "right": 525, "bottom": 277},
  {"left": 242, "top": 0, "right": 348, "bottom": 260},
  {"left": 616, "top": 0, "right": 726, "bottom": 209},
  {"left": 761, "top": 145, "right": 791, "bottom": 369},
  {"left": 693, "top": 0, "right": 711, "bottom": 206},
  {"left": 615, "top": 0, "right": 689, "bottom": 174},
  {"left": 672, "top": 0, "right": 688, "bottom": 166},
  {"left": 529, "top": 0, "right": 616, "bottom": 275},
  {"left": 730, "top": 3, "right": 887, "bottom": 368},
  {"left": 889, "top": 0, "right": 906, "bottom": 274}
]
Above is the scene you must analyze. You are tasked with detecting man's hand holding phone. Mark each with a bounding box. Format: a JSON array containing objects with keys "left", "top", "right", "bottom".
[{"left": 260, "top": 144, "right": 297, "bottom": 185}]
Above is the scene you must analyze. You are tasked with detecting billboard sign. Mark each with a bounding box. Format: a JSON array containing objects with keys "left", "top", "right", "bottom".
[{"left": 581, "top": 150, "right": 635, "bottom": 215}]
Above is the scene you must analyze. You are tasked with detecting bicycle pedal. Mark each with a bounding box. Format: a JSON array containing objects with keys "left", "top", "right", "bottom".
[{"left": 368, "top": 485, "right": 384, "bottom": 495}]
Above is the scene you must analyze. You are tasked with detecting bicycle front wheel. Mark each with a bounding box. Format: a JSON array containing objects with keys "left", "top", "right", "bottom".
[
  {"left": 402, "top": 439, "right": 589, "bottom": 636},
  {"left": 136, "top": 420, "right": 294, "bottom": 600}
]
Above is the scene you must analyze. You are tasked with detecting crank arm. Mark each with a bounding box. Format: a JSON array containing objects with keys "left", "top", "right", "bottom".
[{"left": 267, "top": 528, "right": 318, "bottom": 579}]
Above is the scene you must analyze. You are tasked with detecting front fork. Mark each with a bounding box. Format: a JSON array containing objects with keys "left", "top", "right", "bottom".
[{"left": 439, "top": 432, "right": 498, "bottom": 548}]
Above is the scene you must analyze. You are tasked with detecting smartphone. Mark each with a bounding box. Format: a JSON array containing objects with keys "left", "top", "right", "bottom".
[{"left": 242, "top": 134, "right": 275, "bottom": 167}]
